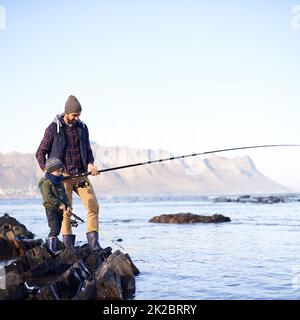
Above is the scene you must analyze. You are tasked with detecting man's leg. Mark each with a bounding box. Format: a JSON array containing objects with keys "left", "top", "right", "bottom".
[
  {"left": 76, "top": 177, "right": 101, "bottom": 250},
  {"left": 61, "top": 178, "right": 76, "bottom": 247}
]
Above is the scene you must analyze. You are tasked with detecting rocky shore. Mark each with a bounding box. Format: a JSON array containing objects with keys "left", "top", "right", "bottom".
[
  {"left": 212, "top": 195, "right": 287, "bottom": 204},
  {"left": 0, "top": 214, "right": 139, "bottom": 300},
  {"left": 149, "top": 213, "right": 231, "bottom": 224}
]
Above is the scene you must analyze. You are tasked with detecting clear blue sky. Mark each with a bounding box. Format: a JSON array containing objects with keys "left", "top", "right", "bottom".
[{"left": 1, "top": 1, "right": 300, "bottom": 190}]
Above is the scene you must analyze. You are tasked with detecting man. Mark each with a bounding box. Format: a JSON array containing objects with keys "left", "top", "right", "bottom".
[{"left": 36, "top": 95, "right": 102, "bottom": 251}]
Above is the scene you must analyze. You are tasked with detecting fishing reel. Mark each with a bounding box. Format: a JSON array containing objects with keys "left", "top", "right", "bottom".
[
  {"left": 75, "top": 179, "right": 90, "bottom": 189},
  {"left": 70, "top": 218, "right": 78, "bottom": 228},
  {"left": 70, "top": 212, "right": 85, "bottom": 228}
]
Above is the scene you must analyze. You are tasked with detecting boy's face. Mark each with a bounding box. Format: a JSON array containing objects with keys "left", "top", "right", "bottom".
[{"left": 51, "top": 168, "right": 63, "bottom": 176}]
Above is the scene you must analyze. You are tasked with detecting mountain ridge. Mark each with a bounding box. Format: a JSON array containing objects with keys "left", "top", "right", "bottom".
[{"left": 0, "top": 144, "right": 291, "bottom": 198}]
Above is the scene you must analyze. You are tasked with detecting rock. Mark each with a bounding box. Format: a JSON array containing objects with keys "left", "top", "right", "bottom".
[
  {"left": 83, "top": 251, "right": 104, "bottom": 274},
  {"left": 57, "top": 245, "right": 91, "bottom": 266},
  {"left": 36, "top": 260, "right": 91, "bottom": 300},
  {"left": 35, "top": 283, "right": 60, "bottom": 300},
  {"left": 212, "top": 195, "right": 286, "bottom": 204},
  {"left": 125, "top": 253, "right": 140, "bottom": 276},
  {"left": 0, "top": 238, "right": 18, "bottom": 260},
  {"left": 73, "top": 279, "right": 97, "bottom": 300},
  {"left": 23, "top": 259, "right": 66, "bottom": 279},
  {"left": 149, "top": 213, "right": 231, "bottom": 224},
  {"left": 25, "top": 246, "right": 52, "bottom": 269},
  {"left": 0, "top": 213, "right": 34, "bottom": 239},
  {"left": 0, "top": 214, "right": 43, "bottom": 261},
  {"left": 105, "top": 251, "right": 136, "bottom": 298},
  {"left": 0, "top": 239, "right": 44, "bottom": 260},
  {"left": 95, "top": 264, "right": 123, "bottom": 299},
  {"left": 0, "top": 216, "right": 139, "bottom": 301},
  {"left": 94, "top": 250, "right": 138, "bottom": 299},
  {"left": 0, "top": 284, "right": 28, "bottom": 300},
  {"left": 213, "top": 197, "right": 234, "bottom": 203},
  {"left": 253, "top": 196, "right": 285, "bottom": 204}
]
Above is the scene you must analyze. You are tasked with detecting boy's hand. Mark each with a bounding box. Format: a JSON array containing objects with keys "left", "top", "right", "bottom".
[
  {"left": 63, "top": 207, "right": 72, "bottom": 217},
  {"left": 59, "top": 204, "right": 66, "bottom": 210}
]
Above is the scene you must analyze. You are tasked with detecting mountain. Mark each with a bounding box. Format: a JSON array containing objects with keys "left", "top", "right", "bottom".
[{"left": 0, "top": 144, "right": 290, "bottom": 198}]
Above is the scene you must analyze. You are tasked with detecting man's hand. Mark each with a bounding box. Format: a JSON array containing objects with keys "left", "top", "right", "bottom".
[{"left": 88, "top": 163, "right": 100, "bottom": 176}]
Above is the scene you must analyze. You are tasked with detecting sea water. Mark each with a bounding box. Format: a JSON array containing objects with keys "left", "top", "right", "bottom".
[{"left": 1, "top": 196, "right": 300, "bottom": 300}]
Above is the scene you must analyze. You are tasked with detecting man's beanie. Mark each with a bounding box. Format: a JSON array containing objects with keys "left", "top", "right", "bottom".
[
  {"left": 65, "top": 95, "right": 82, "bottom": 114},
  {"left": 45, "top": 158, "right": 64, "bottom": 173}
]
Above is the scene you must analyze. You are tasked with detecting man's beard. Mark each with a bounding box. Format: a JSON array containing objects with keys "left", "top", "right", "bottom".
[{"left": 67, "top": 117, "right": 77, "bottom": 124}]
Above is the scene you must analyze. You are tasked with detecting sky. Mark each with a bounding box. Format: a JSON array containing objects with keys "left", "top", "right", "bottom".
[{"left": 1, "top": 1, "right": 300, "bottom": 190}]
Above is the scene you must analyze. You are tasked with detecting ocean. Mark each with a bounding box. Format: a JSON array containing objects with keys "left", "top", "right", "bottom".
[{"left": 1, "top": 196, "right": 300, "bottom": 300}]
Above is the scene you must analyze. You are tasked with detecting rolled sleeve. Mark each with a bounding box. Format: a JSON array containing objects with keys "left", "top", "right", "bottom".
[{"left": 36, "top": 124, "right": 54, "bottom": 171}]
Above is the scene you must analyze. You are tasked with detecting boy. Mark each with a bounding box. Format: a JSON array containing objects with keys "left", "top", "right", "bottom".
[{"left": 38, "top": 158, "right": 71, "bottom": 253}]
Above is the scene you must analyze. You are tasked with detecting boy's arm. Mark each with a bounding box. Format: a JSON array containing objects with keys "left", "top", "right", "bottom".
[{"left": 39, "top": 181, "right": 64, "bottom": 208}]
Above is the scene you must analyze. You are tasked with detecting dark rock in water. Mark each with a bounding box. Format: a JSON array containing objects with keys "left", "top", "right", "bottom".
[
  {"left": 23, "top": 259, "right": 65, "bottom": 279},
  {"left": 73, "top": 250, "right": 138, "bottom": 300},
  {"left": 25, "top": 246, "right": 52, "bottom": 269},
  {"left": 125, "top": 253, "right": 140, "bottom": 276},
  {"left": 213, "top": 197, "right": 235, "bottom": 203},
  {"left": 73, "top": 279, "right": 96, "bottom": 300},
  {"left": 105, "top": 251, "right": 136, "bottom": 298},
  {"left": 13, "top": 239, "right": 44, "bottom": 259},
  {"left": 57, "top": 247, "right": 89, "bottom": 266},
  {"left": 0, "top": 283, "right": 28, "bottom": 300},
  {"left": 94, "top": 250, "right": 137, "bottom": 299},
  {"left": 95, "top": 263, "right": 123, "bottom": 300},
  {"left": 149, "top": 213, "right": 231, "bottom": 224},
  {"left": 0, "top": 215, "right": 139, "bottom": 300},
  {"left": 1, "top": 246, "right": 139, "bottom": 300},
  {"left": 83, "top": 251, "right": 105, "bottom": 274},
  {"left": 0, "top": 214, "right": 42, "bottom": 260},
  {"left": 212, "top": 195, "right": 286, "bottom": 204},
  {"left": 0, "top": 213, "right": 34, "bottom": 239},
  {"left": 35, "top": 283, "right": 60, "bottom": 300},
  {"left": 0, "top": 238, "right": 17, "bottom": 260},
  {"left": 35, "top": 259, "right": 91, "bottom": 300}
]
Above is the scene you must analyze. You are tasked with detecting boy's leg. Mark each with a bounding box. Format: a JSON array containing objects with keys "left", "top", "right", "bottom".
[
  {"left": 46, "top": 208, "right": 62, "bottom": 237},
  {"left": 45, "top": 208, "right": 62, "bottom": 253},
  {"left": 61, "top": 179, "right": 74, "bottom": 235}
]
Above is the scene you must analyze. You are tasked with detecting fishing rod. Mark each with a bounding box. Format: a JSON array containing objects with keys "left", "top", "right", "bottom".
[{"left": 63, "top": 144, "right": 300, "bottom": 181}]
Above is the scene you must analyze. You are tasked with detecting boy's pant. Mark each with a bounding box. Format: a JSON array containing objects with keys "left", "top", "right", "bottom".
[
  {"left": 45, "top": 207, "right": 63, "bottom": 237},
  {"left": 61, "top": 176, "right": 99, "bottom": 235}
]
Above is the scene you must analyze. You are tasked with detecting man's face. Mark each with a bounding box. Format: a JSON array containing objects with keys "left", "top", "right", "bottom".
[{"left": 65, "top": 112, "right": 81, "bottom": 124}]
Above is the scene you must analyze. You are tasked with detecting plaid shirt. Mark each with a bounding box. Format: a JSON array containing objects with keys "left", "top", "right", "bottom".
[{"left": 36, "top": 115, "right": 94, "bottom": 174}]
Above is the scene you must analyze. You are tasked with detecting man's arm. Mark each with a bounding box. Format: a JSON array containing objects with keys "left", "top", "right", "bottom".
[
  {"left": 85, "top": 125, "right": 99, "bottom": 175},
  {"left": 36, "top": 124, "right": 54, "bottom": 171},
  {"left": 85, "top": 125, "right": 94, "bottom": 165}
]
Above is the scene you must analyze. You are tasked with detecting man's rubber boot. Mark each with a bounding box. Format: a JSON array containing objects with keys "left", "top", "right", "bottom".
[
  {"left": 86, "top": 231, "right": 103, "bottom": 251},
  {"left": 63, "top": 234, "right": 76, "bottom": 248}
]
